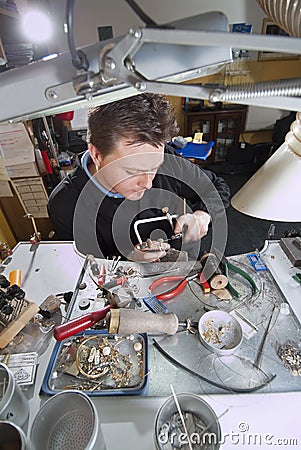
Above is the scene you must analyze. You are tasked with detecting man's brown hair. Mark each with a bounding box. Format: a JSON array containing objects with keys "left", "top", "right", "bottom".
[{"left": 87, "top": 93, "right": 178, "bottom": 155}]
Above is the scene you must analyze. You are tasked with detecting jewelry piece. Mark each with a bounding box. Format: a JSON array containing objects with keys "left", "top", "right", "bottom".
[{"left": 72, "top": 334, "right": 144, "bottom": 388}]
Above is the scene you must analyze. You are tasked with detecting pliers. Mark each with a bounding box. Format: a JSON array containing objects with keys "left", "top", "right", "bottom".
[{"left": 149, "top": 272, "right": 199, "bottom": 301}]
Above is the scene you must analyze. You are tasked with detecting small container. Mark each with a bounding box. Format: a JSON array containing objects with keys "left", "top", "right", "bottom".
[
  {"left": 0, "top": 363, "right": 29, "bottom": 427},
  {"left": 280, "top": 302, "right": 290, "bottom": 315},
  {"left": 0, "top": 421, "right": 29, "bottom": 449},
  {"left": 29, "top": 390, "right": 106, "bottom": 450},
  {"left": 198, "top": 310, "right": 243, "bottom": 355},
  {"left": 154, "top": 393, "right": 221, "bottom": 449}
]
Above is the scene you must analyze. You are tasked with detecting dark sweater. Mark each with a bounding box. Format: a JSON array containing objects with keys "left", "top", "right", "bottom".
[{"left": 48, "top": 145, "right": 230, "bottom": 258}]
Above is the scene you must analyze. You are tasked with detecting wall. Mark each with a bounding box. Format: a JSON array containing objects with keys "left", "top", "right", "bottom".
[
  {"left": 0, "top": 207, "right": 16, "bottom": 248},
  {"left": 169, "top": 57, "right": 301, "bottom": 134}
]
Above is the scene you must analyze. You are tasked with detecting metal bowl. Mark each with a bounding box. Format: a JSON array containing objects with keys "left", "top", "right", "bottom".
[
  {"left": 198, "top": 310, "right": 243, "bottom": 355},
  {"left": 154, "top": 393, "right": 221, "bottom": 449}
]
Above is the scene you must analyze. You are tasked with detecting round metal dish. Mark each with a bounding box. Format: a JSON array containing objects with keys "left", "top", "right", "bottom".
[{"left": 198, "top": 310, "right": 243, "bottom": 355}]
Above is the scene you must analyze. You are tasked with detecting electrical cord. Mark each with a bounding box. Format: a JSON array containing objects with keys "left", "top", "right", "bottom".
[
  {"left": 66, "top": 0, "right": 89, "bottom": 71},
  {"left": 124, "top": 0, "right": 157, "bottom": 26},
  {"left": 152, "top": 338, "right": 276, "bottom": 393}
]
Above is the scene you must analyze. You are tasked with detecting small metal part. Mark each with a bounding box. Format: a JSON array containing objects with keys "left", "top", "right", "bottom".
[
  {"left": 24, "top": 213, "right": 42, "bottom": 243},
  {"left": 78, "top": 298, "right": 91, "bottom": 310},
  {"left": 87, "top": 254, "right": 100, "bottom": 276},
  {"left": 162, "top": 206, "right": 174, "bottom": 230},
  {"left": 134, "top": 342, "right": 142, "bottom": 352},
  {"left": 267, "top": 223, "right": 276, "bottom": 240},
  {"left": 108, "top": 309, "right": 120, "bottom": 334}
]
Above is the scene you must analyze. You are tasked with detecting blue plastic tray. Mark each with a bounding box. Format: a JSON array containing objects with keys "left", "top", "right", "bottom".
[
  {"left": 175, "top": 141, "right": 214, "bottom": 160},
  {"left": 42, "top": 330, "right": 149, "bottom": 396}
]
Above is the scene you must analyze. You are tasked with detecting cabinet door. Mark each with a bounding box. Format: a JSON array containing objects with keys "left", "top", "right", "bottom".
[
  {"left": 213, "top": 111, "right": 246, "bottom": 162},
  {"left": 185, "top": 114, "right": 214, "bottom": 142}
]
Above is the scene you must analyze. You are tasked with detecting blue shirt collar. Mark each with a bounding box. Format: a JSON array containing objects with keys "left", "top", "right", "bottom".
[{"left": 81, "top": 150, "right": 124, "bottom": 199}]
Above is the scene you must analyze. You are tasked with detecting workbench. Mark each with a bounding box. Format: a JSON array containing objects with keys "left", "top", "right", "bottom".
[{"left": 1, "top": 241, "right": 301, "bottom": 449}]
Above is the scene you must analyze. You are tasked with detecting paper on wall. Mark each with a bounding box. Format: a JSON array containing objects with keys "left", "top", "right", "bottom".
[{"left": 0, "top": 122, "right": 35, "bottom": 166}]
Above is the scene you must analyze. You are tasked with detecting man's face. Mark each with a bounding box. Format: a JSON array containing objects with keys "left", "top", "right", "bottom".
[{"left": 90, "top": 139, "right": 165, "bottom": 200}]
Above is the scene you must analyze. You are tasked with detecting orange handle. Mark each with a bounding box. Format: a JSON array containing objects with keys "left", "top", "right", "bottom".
[{"left": 9, "top": 270, "right": 22, "bottom": 287}]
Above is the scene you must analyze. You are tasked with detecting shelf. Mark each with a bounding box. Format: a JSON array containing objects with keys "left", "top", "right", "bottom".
[{"left": 184, "top": 107, "right": 247, "bottom": 163}]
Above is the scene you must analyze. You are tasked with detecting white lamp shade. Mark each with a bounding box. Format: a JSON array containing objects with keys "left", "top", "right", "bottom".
[{"left": 231, "top": 113, "right": 301, "bottom": 222}]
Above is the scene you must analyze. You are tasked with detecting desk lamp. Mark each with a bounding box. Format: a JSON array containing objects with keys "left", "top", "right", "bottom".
[
  {"left": 230, "top": 0, "right": 301, "bottom": 221},
  {"left": 231, "top": 112, "right": 301, "bottom": 221}
]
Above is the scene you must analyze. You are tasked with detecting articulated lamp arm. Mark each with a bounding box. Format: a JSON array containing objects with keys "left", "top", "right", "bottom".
[{"left": 0, "top": 12, "right": 301, "bottom": 123}]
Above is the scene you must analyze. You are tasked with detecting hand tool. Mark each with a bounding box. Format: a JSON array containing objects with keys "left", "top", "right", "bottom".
[
  {"left": 24, "top": 213, "right": 42, "bottom": 244},
  {"left": 54, "top": 276, "right": 130, "bottom": 340},
  {"left": 135, "top": 234, "right": 184, "bottom": 253},
  {"left": 198, "top": 272, "right": 210, "bottom": 293},
  {"left": 53, "top": 305, "right": 111, "bottom": 341},
  {"left": 134, "top": 213, "right": 178, "bottom": 245},
  {"left": 200, "top": 253, "right": 228, "bottom": 290},
  {"left": 170, "top": 384, "right": 193, "bottom": 450},
  {"left": 135, "top": 241, "right": 165, "bottom": 253},
  {"left": 142, "top": 295, "right": 168, "bottom": 314},
  {"left": 106, "top": 308, "right": 179, "bottom": 335},
  {"left": 9, "top": 270, "right": 22, "bottom": 287},
  {"left": 254, "top": 305, "right": 277, "bottom": 368},
  {"left": 148, "top": 272, "right": 199, "bottom": 301},
  {"left": 97, "top": 264, "right": 106, "bottom": 286},
  {"left": 101, "top": 275, "right": 127, "bottom": 291}
]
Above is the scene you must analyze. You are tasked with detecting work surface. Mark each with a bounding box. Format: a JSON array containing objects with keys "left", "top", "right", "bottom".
[{"left": 1, "top": 241, "right": 301, "bottom": 449}]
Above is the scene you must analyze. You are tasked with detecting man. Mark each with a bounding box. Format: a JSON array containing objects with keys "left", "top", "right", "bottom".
[{"left": 48, "top": 94, "right": 230, "bottom": 261}]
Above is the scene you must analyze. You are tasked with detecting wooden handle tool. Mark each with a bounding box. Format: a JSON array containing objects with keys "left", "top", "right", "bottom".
[{"left": 107, "top": 309, "right": 179, "bottom": 335}]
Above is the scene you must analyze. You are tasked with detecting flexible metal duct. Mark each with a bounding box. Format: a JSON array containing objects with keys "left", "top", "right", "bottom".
[
  {"left": 212, "top": 1, "right": 301, "bottom": 106},
  {"left": 257, "top": 0, "right": 301, "bottom": 37}
]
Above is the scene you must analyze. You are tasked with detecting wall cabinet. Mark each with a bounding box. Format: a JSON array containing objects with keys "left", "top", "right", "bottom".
[{"left": 184, "top": 107, "right": 247, "bottom": 163}]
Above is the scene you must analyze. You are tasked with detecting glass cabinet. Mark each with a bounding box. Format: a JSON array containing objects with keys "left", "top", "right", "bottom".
[{"left": 184, "top": 107, "right": 248, "bottom": 163}]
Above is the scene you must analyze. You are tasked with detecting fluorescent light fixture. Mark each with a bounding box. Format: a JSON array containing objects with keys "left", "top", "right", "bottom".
[
  {"left": 42, "top": 53, "right": 59, "bottom": 62},
  {"left": 22, "top": 10, "right": 53, "bottom": 43},
  {"left": 231, "top": 112, "right": 301, "bottom": 221}
]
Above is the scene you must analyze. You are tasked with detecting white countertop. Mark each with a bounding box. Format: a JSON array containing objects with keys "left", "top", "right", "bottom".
[{"left": 1, "top": 241, "right": 300, "bottom": 449}]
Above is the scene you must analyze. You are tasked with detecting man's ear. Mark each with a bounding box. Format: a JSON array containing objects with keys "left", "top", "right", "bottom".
[{"left": 88, "top": 144, "right": 103, "bottom": 169}]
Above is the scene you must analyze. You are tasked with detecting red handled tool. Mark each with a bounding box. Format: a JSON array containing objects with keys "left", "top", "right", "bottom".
[
  {"left": 97, "top": 264, "right": 106, "bottom": 286},
  {"left": 149, "top": 272, "right": 199, "bottom": 301},
  {"left": 53, "top": 305, "right": 111, "bottom": 341},
  {"left": 101, "top": 275, "right": 127, "bottom": 290}
]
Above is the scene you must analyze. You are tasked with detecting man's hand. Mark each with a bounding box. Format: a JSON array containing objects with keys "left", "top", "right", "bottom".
[
  {"left": 128, "top": 240, "right": 170, "bottom": 262},
  {"left": 174, "top": 211, "right": 211, "bottom": 242}
]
